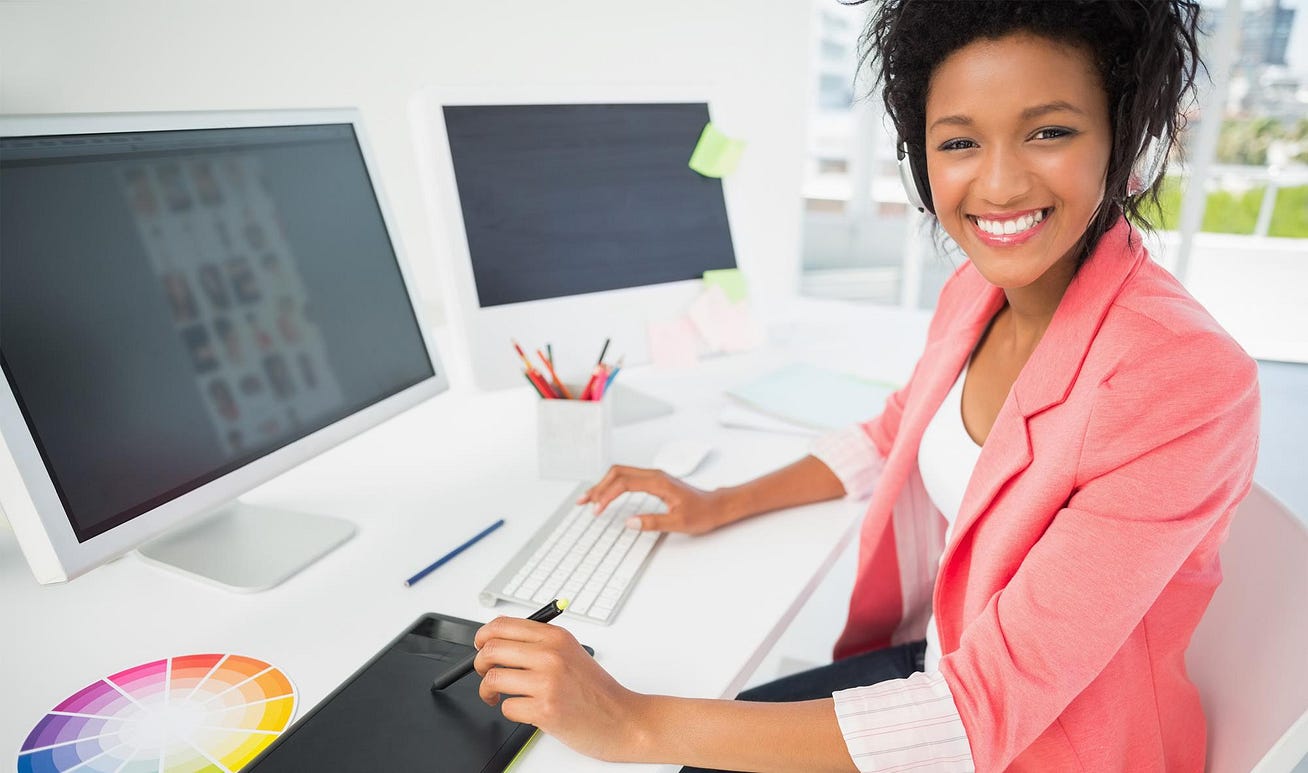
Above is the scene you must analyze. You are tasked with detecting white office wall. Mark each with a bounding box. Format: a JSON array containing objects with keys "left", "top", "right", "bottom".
[{"left": 0, "top": 0, "right": 812, "bottom": 322}]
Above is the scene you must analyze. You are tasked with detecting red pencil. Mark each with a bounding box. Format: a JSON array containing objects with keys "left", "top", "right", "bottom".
[
  {"left": 511, "top": 340, "right": 535, "bottom": 371},
  {"left": 523, "top": 371, "right": 549, "bottom": 398},
  {"left": 536, "top": 349, "right": 574, "bottom": 399},
  {"left": 580, "top": 365, "right": 608, "bottom": 401},
  {"left": 526, "top": 368, "right": 557, "bottom": 398}
]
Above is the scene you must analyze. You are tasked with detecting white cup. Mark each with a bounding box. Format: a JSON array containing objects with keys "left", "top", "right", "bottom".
[{"left": 537, "top": 384, "right": 612, "bottom": 480}]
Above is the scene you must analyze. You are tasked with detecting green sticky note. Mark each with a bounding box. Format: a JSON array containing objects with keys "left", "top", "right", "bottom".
[
  {"left": 703, "top": 268, "right": 748, "bottom": 302},
  {"left": 688, "top": 122, "right": 745, "bottom": 178}
]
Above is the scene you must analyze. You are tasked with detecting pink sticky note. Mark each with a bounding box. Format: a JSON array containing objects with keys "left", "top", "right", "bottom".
[
  {"left": 718, "top": 303, "right": 766, "bottom": 352},
  {"left": 687, "top": 285, "right": 764, "bottom": 353},
  {"left": 647, "top": 316, "right": 701, "bottom": 368}
]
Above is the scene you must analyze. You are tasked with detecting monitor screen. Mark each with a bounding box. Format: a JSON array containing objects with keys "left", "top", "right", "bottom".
[
  {"left": 0, "top": 122, "right": 435, "bottom": 543},
  {"left": 442, "top": 102, "right": 737, "bottom": 308}
]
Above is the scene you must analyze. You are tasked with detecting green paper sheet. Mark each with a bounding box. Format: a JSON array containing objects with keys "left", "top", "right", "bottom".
[
  {"left": 703, "top": 268, "right": 748, "bottom": 303},
  {"left": 688, "top": 122, "right": 745, "bottom": 178}
]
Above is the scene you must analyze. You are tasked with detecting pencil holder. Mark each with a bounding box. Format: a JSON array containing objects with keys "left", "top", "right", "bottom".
[{"left": 537, "top": 386, "right": 612, "bottom": 480}]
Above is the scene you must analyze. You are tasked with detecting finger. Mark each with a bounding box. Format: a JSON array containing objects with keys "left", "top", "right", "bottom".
[
  {"left": 577, "top": 466, "right": 623, "bottom": 503},
  {"left": 474, "top": 617, "right": 556, "bottom": 649},
  {"left": 478, "top": 665, "right": 540, "bottom": 707},
  {"left": 499, "top": 695, "right": 537, "bottom": 726},
  {"left": 473, "top": 638, "right": 540, "bottom": 675},
  {"left": 624, "top": 511, "right": 672, "bottom": 532},
  {"left": 593, "top": 465, "right": 680, "bottom": 515},
  {"left": 589, "top": 467, "right": 664, "bottom": 514}
]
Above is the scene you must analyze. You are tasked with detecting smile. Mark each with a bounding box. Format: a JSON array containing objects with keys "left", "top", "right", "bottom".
[{"left": 968, "top": 208, "right": 1051, "bottom": 245}]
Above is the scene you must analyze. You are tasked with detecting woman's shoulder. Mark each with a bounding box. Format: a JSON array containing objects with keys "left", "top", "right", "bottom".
[
  {"left": 1080, "top": 257, "right": 1258, "bottom": 420},
  {"left": 1076, "top": 258, "right": 1260, "bottom": 484},
  {"left": 1100, "top": 258, "right": 1252, "bottom": 369}
]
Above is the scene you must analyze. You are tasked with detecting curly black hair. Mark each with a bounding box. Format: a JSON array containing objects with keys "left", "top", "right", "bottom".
[{"left": 853, "top": 0, "right": 1204, "bottom": 266}]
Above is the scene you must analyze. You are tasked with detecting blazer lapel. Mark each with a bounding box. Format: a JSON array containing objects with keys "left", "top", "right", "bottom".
[
  {"left": 943, "top": 220, "right": 1149, "bottom": 560},
  {"left": 891, "top": 280, "right": 1006, "bottom": 477}
]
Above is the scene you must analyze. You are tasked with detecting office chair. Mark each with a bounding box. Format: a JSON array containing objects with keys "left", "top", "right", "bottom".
[{"left": 1186, "top": 483, "right": 1308, "bottom": 772}]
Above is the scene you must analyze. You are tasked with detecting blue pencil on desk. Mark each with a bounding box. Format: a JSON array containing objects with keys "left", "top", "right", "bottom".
[{"left": 404, "top": 519, "right": 505, "bottom": 587}]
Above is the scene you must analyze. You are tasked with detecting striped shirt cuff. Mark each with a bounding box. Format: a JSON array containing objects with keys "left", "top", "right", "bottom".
[
  {"left": 811, "top": 425, "right": 885, "bottom": 500},
  {"left": 832, "top": 671, "right": 975, "bottom": 772}
]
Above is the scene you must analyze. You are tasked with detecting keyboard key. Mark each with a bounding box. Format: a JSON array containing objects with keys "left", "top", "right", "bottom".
[{"left": 484, "top": 485, "right": 666, "bottom": 623}]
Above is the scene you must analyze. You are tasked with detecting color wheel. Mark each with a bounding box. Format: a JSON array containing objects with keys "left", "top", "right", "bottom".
[{"left": 17, "top": 654, "right": 296, "bottom": 773}]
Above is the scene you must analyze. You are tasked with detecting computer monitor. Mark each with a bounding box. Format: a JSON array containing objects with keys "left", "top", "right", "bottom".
[
  {"left": 0, "top": 108, "right": 448, "bottom": 589},
  {"left": 410, "top": 87, "right": 741, "bottom": 418}
]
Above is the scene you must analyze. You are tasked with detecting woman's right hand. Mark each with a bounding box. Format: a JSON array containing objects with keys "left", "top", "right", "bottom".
[{"left": 577, "top": 466, "right": 735, "bottom": 535}]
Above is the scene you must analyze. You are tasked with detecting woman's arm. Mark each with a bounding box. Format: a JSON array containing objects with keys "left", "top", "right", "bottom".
[
  {"left": 473, "top": 617, "right": 857, "bottom": 772},
  {"left": 635, "top": 695, "right": 856, "bottom": 772},
  {"left": 579, "top": 454, "right": 847, "bottom": 534}
]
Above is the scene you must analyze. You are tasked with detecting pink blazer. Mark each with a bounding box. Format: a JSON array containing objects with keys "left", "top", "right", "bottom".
[{"left": 834, "top": 220, "right": 1260, "bottom": 771}]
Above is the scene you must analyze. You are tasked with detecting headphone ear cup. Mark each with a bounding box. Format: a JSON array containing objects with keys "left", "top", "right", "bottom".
[
  {"left": 1127, "top": 135, "right": 1166, "bottom": 197},
  {"left": 897, "top": 142, "right": 934, "bottom": 214}
]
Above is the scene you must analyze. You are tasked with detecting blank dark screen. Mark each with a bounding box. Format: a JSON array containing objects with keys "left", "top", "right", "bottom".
[
  {"left": 0, "top": 123, "right": 435, "bottom": 541},
  {"left": 443, "top": 103, "right": 737, "bottom": 308}
]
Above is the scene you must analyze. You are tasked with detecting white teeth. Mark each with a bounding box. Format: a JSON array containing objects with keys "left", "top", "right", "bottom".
[{"left": 975, "top": 209, "right": 1045, "bottom": 236}]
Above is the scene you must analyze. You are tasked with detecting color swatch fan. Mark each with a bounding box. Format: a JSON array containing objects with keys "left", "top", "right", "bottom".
[{"left": 17, "top": 654, "right": 296, "bottom": 773}]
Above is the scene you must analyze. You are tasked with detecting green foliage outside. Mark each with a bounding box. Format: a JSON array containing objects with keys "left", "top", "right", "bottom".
[
  {"left": 1144, "top": 176, "right": 1308, "bottom": 238},
  {"left": 1216, "top": 117, "right": 1308, "bottom": 166}
]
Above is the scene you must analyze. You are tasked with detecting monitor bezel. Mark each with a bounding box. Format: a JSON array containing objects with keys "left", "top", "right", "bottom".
[
  {"left": 409, "top": 84, "right": 744, "bottom": 392},
  {"left": 0, "top": 107, "right": 448, "bottom": 583}
]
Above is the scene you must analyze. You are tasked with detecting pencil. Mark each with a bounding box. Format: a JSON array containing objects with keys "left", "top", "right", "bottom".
[
  {"left": 536, "top": 348, "right": 574, "bottom": 399},
  {"left": 595, "top": 338, "right": 610, "bottom": 366},
  {"left": 602, "top": 358, "right": 623, "bottom": 394},
  {"left": 580, "top": 365, "right": 606, "bottom": 401},
  {"left": 511, "top": 340, "right": 535, "bottom": 371},
  {"left": 404, "top": 519, "right": 505, "bottom": 587},
  {"left": 430, "top": 599, "right": 570, "bottom": 691},
  {"left": 526, "top": 369, "right": 557, "bottom": 399}
]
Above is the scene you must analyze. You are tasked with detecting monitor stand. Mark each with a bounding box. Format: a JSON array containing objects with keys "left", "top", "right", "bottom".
[
  {"left": 137, "top": 502, "right": 355, "bottom": 592},
  {"left": 609, "top": 383, "right": 674, "bottom": 426}
]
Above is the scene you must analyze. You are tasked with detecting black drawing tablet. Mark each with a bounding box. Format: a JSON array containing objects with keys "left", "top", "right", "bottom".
[{"left": 245, "top": 613, "right": 537, "bottom": 773}]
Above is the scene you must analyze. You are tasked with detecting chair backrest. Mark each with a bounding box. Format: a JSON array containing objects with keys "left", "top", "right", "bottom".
[{"left": 1186, "top": 483, "right": 1308, "bottom": 773}]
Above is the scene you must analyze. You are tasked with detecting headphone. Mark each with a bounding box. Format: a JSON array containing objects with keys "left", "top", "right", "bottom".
[
  {"left": 896, "top": 133, "right": 1166, "bottom": 215},
  {"left": 1126, "top": 133, "right": 1165, "bottom": 198},
  {"left": 897, "top": 141, "right": 933, "bottom": 214}
]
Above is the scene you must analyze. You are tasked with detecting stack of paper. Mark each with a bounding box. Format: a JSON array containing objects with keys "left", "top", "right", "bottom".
[{"left": 722, "top": 363, "right": 897, "bottom": 435}]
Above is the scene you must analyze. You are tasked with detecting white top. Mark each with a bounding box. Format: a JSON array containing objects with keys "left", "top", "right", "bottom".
[{"left": 917, "top": 364, "right": 984, "bottom": 672}]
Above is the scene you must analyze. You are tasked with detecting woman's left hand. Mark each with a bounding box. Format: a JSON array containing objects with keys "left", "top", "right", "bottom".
[{"left": 473, "top": 617, "right": 648, "bottom": 763}]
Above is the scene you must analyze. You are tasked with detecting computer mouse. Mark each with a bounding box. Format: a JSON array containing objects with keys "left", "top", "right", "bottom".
[{"left": 653, "top": 439, "right": 714, "bottom": 477}]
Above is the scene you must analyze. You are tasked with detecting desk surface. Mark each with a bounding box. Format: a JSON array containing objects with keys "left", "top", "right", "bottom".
[{"left": 0, "top": 300, "right": 929, "bottom": 772}]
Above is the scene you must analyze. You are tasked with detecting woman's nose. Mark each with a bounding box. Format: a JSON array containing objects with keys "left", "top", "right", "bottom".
[{"left": 975, "top": 146, "right": 1032, "bottom": 207}]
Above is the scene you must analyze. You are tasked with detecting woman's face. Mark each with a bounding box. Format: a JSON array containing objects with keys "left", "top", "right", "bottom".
[{"left": 924, "top": 33, "right": 1112, "bottom": 291}]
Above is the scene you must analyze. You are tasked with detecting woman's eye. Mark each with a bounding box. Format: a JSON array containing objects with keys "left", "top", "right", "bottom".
[
  {"left": 938, "top": 138, "right": 977, "bottom": 152},
  {"left": 1032, "top": 127, "right": 1075, "bottom": 141}
]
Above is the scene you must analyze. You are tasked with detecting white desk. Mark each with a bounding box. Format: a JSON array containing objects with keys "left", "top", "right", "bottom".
[{"left": 0, "top": 300, "right": 929, "bottom": 772}]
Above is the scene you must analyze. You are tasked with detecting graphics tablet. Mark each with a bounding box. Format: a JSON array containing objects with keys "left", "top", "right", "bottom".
[{"left": 245, "top": 613, "right": 544, "bottom": 773}]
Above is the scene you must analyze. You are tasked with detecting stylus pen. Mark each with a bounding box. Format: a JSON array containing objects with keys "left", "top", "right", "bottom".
[
  {"left": 404, "top": 519, "right": 506, "bottom": 587},
  {"left": 430, "top": 598, "right": 569, "bottom": 692}
]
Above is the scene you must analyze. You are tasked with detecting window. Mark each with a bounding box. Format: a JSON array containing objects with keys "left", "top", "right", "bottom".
[{"left": 798, "top": 0, "right": 1308, "bottom": 363}]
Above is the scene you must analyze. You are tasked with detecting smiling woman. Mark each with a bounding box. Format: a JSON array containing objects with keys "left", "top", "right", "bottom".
[
  {"left": 470, "top": 3, "right": 1261, "bottom": 772},
  {"left": 925, "top": 34, "right": 1114, "bottom": 294}
]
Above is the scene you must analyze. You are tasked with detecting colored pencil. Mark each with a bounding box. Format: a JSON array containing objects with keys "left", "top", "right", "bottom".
[
  {"left": 537, "top": 349, "right": 574, "bottom": 399},
  {"left": 404, "top": 519, "right": 505, "bottom": 587}
]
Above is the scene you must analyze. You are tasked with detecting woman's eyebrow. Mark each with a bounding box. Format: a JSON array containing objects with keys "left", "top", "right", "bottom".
[
  {"left": 927, "top": 100, "right": 1088, "bottom": 133},
  {"left": 1020, "top": 100, "right": 1086, "bottom": 121}
]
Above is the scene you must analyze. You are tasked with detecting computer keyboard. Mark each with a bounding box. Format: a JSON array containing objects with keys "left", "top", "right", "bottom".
[{"left": 480, "top": 484, "right": 667, "bottom": 625}]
